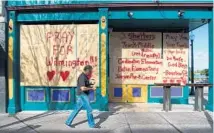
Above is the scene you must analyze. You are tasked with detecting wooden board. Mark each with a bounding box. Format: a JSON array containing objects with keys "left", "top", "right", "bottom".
[
  {"left": 109, "top": 32, "right": 163, "bottom": 84},
  {"left": 163, "top": 33, "right": 189, "bottom": 85},
  {"left": 20, "top": 24, "right": 99, "bottom": 86},
  {"left": 76, "top": 24, "right": 99, "bottom": 86}
]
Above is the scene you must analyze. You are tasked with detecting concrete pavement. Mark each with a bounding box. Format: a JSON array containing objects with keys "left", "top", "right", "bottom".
[
  {"left": 0, "top": 103, "right": 213, "bottom": 133},
  {"left": 0, "top": 88, "right": 212, "bottom": 133}
]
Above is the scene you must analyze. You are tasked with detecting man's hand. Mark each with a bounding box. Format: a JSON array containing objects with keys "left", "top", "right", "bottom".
[{"left": 90, "top": 79, "right": 96, "bottom": 90}]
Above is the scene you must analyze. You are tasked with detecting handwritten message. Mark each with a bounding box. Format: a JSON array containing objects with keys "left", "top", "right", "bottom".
[
  {"left": 20, "top": 24, "right": 99, "bottom": 86},
  {"left": 163, "top": 33, "right": 189, "bottom": 85},
  {"left": 109, "top": 32, "right": 163, "bottom": 84}
]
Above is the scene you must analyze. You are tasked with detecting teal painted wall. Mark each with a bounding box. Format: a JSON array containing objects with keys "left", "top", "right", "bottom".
[
  {"left": 7, "top": 0, "right": 213, "bottom": 6},
  {"left": 20, "top": 86, "right": 103, "bottom": 110},
  {"left": 206, "top": 16, "right": 213, "bottom": 111},
  {"left": 7, "top": 11, "right": 21, "bottom": 114}
]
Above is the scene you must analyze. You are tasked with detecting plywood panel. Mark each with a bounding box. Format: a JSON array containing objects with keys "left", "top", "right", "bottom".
[
  {"left": 109, "top": 32, "right": 163, "bottom": 84},
  {"left": 163, "top": 33, "right": 189, "bottom": 85},
  {"left": 76, "top": 24, "right": 99, "bottom": 86},
  {"left": 20, "top": 24, "right": 99, "bottom": 86}
]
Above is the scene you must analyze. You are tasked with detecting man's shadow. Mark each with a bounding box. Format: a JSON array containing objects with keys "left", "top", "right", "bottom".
[{"left": 70, "top": 107, "right": 122, "bottom": 128}]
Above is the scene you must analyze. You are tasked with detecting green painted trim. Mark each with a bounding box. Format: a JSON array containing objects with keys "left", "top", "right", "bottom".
[
  {"left": 7, "top": 0, "right": 213, "bottom": 6},
  {"left": 17, "top": 12, "right": 99, "bottom": 22},
  {"left": 21, "top": 86, "right": 77, "bottom": 110},
  {"left": 20, "top": 86, "right": 103, "bottom": 110},
  {"left": 206, "top": 17, "right": 213, "bottom": 112},
  {"left": 98, "top": 8, "right": 109, "bottom": 111},
  {"left": 21, "top": 86, "right": 48, "bottom": 110},
  {"left": 206, "top": 104, "right": 213, "bottom": 111},
  {"left": 109, "top": 10, "right": 213, "bottom": 19},
  {"left": 7, "top": 11, "right": 20, "bottom": 114}
]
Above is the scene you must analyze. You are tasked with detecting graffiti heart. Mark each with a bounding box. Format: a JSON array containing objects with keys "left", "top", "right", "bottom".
[
  {"left": 47, "top": 70, "right": 70, "bottom": 81},
  {"left": 60, "top": 71, "right": 70, "bottom": 81},
  {"left": 170, "top": 79, "right": 174, "bottom": 83},
  {"left": 176, "top": 79, "right": 181, "bottom": 83},
  {"left": 163, "top": 79, "right": 167, "bottom": 83},
  {"left": 47, "top": 70, "right": 55, "bottom": 81}
]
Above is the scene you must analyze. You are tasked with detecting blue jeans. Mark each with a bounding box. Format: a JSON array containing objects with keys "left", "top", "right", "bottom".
[{"left": 65, "top": 93, "right": 95, "bottom": 128}]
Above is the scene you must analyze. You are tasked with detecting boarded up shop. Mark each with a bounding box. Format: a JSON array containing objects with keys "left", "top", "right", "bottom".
[
  {"left": 6, "top": 0, "right": 213, "bottom": 114},
  {"left": 109, "top": 32, "right": 188, "bottom": 102}
]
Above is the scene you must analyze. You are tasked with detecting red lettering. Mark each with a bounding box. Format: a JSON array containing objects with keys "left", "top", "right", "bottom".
[
  {"left": 53, "top": 45, "right": 59, "bottom": 55},
  {"left": 68, "top": 31, "right": 74, "bottom": 44},
  {"left": 67, "top": 45, "right": 73, "bottom": 54}
]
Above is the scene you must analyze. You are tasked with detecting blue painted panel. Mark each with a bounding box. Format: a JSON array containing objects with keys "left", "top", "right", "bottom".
[
  {"left": 52, "top": 89, "right": 70, "bottom": 102},
  {"left": 148, "top": 85, "right": 188, "bottom": 104},
  {"left": 151, "top": 87, "right": 163, "bottom": 97},
  {"left": 7, "top": 0, "right": 213, "bottom": 6},
  {"left": 150, "top": 86, "right": 183, "bottom": 97},
  {"left": 27, "top": 89, "right": 45, "bottom": 102},
  {"left": 171, "top": 87, "right": 183, "bottom": 97},
  {"left": 114, "top": 88, "right": 122, "bottom": 97},
  {"left": 132, "top": 88, "right": 141, "bottom": 97}
]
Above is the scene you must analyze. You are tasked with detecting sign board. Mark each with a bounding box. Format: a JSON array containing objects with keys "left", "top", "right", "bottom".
[
  {"left": 20, "top": 24, "right": 99, "bottom": 86},
  {"left": 163, "top": 33, "right": 189, "bottom": 85},
  {"left": 109, "top": 32, "right": 163, "bottom": 84},
  {"left": 109, "top": 32, "right": 189, "bottom": 85}
]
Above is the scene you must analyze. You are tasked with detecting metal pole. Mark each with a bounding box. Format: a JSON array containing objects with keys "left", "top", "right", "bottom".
[
  {"left": 163, "top": 86, "right": 171, "bottom": 112},
  {"left": 190, "top": 39, "right": 195, "bottom": 95}
]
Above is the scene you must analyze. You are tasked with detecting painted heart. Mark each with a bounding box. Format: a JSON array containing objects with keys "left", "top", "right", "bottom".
[
  {"left": 47, "top": 70, "right": 55, "bottom": 81},
  {"left": 60, "top": 71, "right": 70, "bottom": 81},
  {"left": 176, "top": 80, "right": 181, "bottom": 83},
  {"left": 163, "top": 79, "right": 167, "bottom": 83},
  {"left": 170, "top": 79, "right": 174, "bottom": 83},
  {"left": 182, "top": 80, "right": 187, "bottom": 85}
]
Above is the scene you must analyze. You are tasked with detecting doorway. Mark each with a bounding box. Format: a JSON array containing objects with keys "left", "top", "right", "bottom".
[{"left": 108, "top": 32, "right": 148, "bottom": 103}]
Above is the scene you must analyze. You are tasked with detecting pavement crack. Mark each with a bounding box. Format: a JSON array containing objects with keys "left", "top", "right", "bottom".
[
  {"left": 14, "top": 116, "right": 40, "bottom": 133},
  {"left": 124, "top": 113, "right": 133, "bottom": 133},
  {"left": 157, "top": 113, "right": 183, "bottom": 133}
]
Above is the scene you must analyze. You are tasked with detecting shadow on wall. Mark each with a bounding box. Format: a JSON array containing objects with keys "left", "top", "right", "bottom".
[
  {"left": 0, "top": 44, "right": 6, "bottom": 113},
  {"left": 0, "top": 45, "right": 6, "bottom": 77}
]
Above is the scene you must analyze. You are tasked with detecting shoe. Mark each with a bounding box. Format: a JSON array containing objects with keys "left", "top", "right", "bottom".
[
  {"left": 89, "top": 124, "right": 100, "bottom": 128},
  {"left": 89, "top": 124, "right": 96, "bottom": 128},
  {"left": 65, "top": 122, "right": 70, "bottom": 126}
]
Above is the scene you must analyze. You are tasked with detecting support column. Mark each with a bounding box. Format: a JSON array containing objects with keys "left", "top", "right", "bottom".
[
  {"left": 206, "top": 16, "right": 213, "bottom": 111},
  {"left": 99, "top": 8, "right": 109, "bottom": 111},
  {"left": 7, "top": 11, "right": 19, "bottom": 114}
]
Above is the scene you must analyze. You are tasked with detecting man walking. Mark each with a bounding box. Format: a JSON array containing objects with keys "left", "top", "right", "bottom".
[{"left": 65, "top": 65, "right": 96, "bottom": 128}]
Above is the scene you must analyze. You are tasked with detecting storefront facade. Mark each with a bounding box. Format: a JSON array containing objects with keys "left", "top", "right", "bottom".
[{"left": 6, "top": 0, "right": 213, "bottom": 114}]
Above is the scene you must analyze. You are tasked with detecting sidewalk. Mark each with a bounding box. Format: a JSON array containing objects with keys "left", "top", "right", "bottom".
[{"left": 0, "top": 103, "right": 213, "bottom": 133}]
